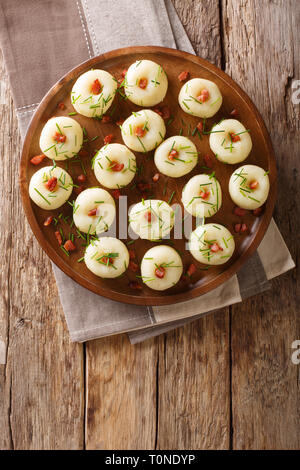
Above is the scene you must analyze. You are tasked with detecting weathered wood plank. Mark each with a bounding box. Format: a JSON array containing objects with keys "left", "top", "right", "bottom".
[
  {"left": 0, "top": 49, "right": 84, "bottom": 450},
  {"left": 155, "top": 0, "right": 230, "bottom": 450},
  {"left": 85, "top": 335, "right": 157, "bottom": 450},
  {"left": 222, "top": 0, "right": 300, "bottom": 449}
]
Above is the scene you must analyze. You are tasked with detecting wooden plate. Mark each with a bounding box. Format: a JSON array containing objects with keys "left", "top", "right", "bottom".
[{"left": 20, "top": 46, "right": 277, "bottom": 305}]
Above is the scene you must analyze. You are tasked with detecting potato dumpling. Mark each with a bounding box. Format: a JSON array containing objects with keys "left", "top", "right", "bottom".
[
  {"left": 124, "top": 59, "right": 168, "bottom": 106},
  {"left": 189, "top": 223, "right": 235, "bottom": 265},
  {"left": 93, "top": 143, "right": 136, "bottom": 189},
  {"left": 182, "top": 173, "right": 222, "bottom": 218},
  {"left": 229, "top": 164, "right": 270, "bottom": 210},
  {"left": 73, "top": 187, "right": 116, "bottom": 235},
  {"left": 71, "top": 69, "right": 117, "bottom": 118},
  {"left": 29, "top": 166, "right": 73, "bottom": 210},
  {"left": 121, "top": 109, "right": 166, "bottom": 152},
  {"left": 209, "top": 119, "right": 252, "bottom": 164},
  {"left": 154, "top": 136, "right": 198, "bottom": 178},
  {"left": 39, "top": 117, "right": 83, "bottom": 161},
  {"left": 178, "top": 78, "right": 222, "bottom": 118},
  {"left": 84, "top": 237, "right": 129, "bottom": 278},
  {"left": 140, "top": 245, "right": 183, "bottom": 291},
  {"left": 129, "top": 199, "right": 174, "bottom": 241}
]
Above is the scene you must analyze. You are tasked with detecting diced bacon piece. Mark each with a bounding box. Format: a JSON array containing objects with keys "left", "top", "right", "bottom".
[
  {"left": 77, "top": 174, "right": 86, "bottom": 183},
  {"left": 249, "top": 180, "right": 259, "bottom": 190},
  {"left": 230, "top": 108, "right": 238, "bottom": 118},
  {"left": 152, "top": 173, "right": 160, "bottom": 182},
  {"left": 233, "top": 206, "right": 248, "bottom": 217},
  {"left": 210, "top": 242, "right": 223, "bottom": 253},
  {"left": 43, "top": 216, "right": 53, "bottom": 227},
  {"left": 88, "top": 208, "right": 97, "bottom": 217},
  {"left": 112, "top": 189, "right": 121, "bottom": 199},
  {"left": 64, "top": 240, "right": 76, "bottom": 252},
  {"left": 53, "top": 131, "right": 66, "bottom": 143},
  {"left": 55, "top": 231, "right": 62, "bottom": 246},
  {"left": 161, "top": 106, "right": 171, "bottom": 120},
  {"left": 234, "top": 223, "right": 241, "bottom": 233},
  {"left": 102, "top": 115, "right": 112, "bottom": 123},
  {"left": 145, "top": 211, "right": 153, "bottom": 223},
  {"left": 196, "top": 121, "right": 203, "bottom": 132},
  {"left": 199, "top": 190, "right": 210, "bottom": 200},
  {"left": 129, "top": 249, "right": 136, "bottom": 260},
  {"left": 45, "top": 176, "right": 57, "bottom": 192},
  {"left": 187, "top": 263, "right": 196, "bottom": 277},
  {"left": 253, "top": 207, "right": 263, "bottom": 216},
  {"left": 178, "top": 70, "right": 189, "bottom": 82},
  {"left": 58, "top": 102, "right": 65, "bottom": 110},
  {"left": 91, "top": 78, "right": 102, "bottom": 94},
  {"left": 197, "top": 89, "right": 210, "bottom": 103},
  {"left": 134, "top": 126, "right": 146, "bottom": 137},
  {"left": 168, "top": 149, "right": 179, "bottom": 161},
  {"left": 230, "top": 132, "right": 240, "bottom": 142},
  {"left": 110, "top": 161, "right": 124, "bottom": 172},
  {"left": 101, "top": 256, "right": 114, "bottom": 265},
  {"left": 155, "top": 266, "right": 166, "bottom": 279},
  {"left": 153, "top": 107, "right": 163, "bottom": 117},
  {"left": 129, "top": 261, "right": 139, "bottom": 272},
  {"left": 129, "top": 281, "right": 142, "bottom": 290},
  {"left": 116, "top": 118, "right": 125, "bottom": 127},
  {"left": 30, "top": 154, "right": 46, "bottom": 165},
  {"left": 240, "top": 223, "right": 248, "bottom": 233},
  {"left": 121, "top": 69, "right": 127, "bottom": 78},
  {"left": 138, "top": 78, "right": 148, "bottom": 89},
  {"left": 104, "top": 134, "right": 114, "bottom": 144},
  {"left": 137, "top": 182, "right": 151, "bottom": 192},
  {"left": 203, "top": 154, "right": 213, "bottom": 168}
]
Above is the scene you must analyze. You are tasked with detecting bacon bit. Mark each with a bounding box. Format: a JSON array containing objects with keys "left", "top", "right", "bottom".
[
  {"left": 134, "top": 126, "right": 146, "bottom": 138},
  {"left": 112, "top": 189, "right": 121, "bottom": 199},
  {"left": 104, "top": 134, "right": 114, "bottom": 144},
  {"left": 58, "top": 102, "right": 65, "bottom": 110},
  {"left": 203, "top": 154, "right": 213, "bottom": 168},
  {"left": 117, "top": 77, "right": 124, "bottom": 85},
  {"left": 45, "top": 176, "right": 57, "bottom": 192},
  {"left": 74, "top": 185, "right": 86, "bottom": 195},
  {"left": 196, "top": 121, "right": 203, "bottom": 132},
  {"left": 129, "top": 281, "right": 142, "bottom": 290},
  {"left": 155, "top": 266, "right": 166, "bottom": 279},
  {"left": 91, "top": 78, "right": 102, "bottom": 94},
  {"left": 138, "top": 78, "right": 148, "bottom": 89},
  {"left": 55, "top": 231, "right": 62, "bottom": 246},
  {"left": 129, "top": 249, "right": 136, "bottom": 260},
  {"left": 178, "top": 70, "right": 189, "bottom": 82},
  {"left": 253, "top": 206, "right": 263, "bottom": 216},
  {"left": 152, "top": 173, "right": 160, "bottom": 182},
  {"left": 121, "top": 69, "right": 127, "bottom": 78},
  {"left": 101, "top": 256, "right": 114, "bottom": 265},
  {"left": 53, "top": 131, "right": 66, "bottom": 143},
  {"left": 210, "top": 242, "right": 223, "bottom": 253},
  {"left": 129, "top": 261, "right": 139, "bottom": 272},
  {"left": 30, "top": 154, "right": 46, "bottom": 165},
  {"left": 116, "top": 118, "right": 125, "bottom": 127},
  {"left": 110, "top": 161, "right": 124, "bottom": 172},
  {"left": 199, "top": 189, "right": 210, "bottom": 200},
  {"left": 88, "top": 208, "right": 97, "bottom": 217},
  {"left": 234, "top": 223, "right": 241, "bottom": 233},
  {"left": 64, "top": 240, "right": 76, "bottom": 252},
  {"left": 233, "top": 206, "right": 248, "bottom": 217},
  {"left": 240, "top": 223, "right": 248, "bottom": 233},
  {"left": 77, "top": 174, "right": 86, "bottom": 183},
  {"left": 187, "top": 263, "right": 196, "bottom": 277},
  {"left": 168, "top": 149, "right": 179, "bottom": 161},
  {"left": 102, "top": 115, "right": 112, "bottom": 123},
  {"left": 78, "top": 148, "right": 89, "bottom": 158},
  {"left": 153, "top": 107, "right": 163, "bottom": 117},
  {"left": 230, "top": 132, "right": 240, "bottom": 142},
  {"left": 145, "top": 211, "right": 153, "bottom": 223},
  {"left": 197, "top": 89, "right": 210, "bottom": 103},
  {"left": 161, "top": 106, "right": 171, "bottom": 120},
  {"left": 43, "top": 216, "right": 53, "bottom": 227},
  {"left": 230, "top": 108, "right": 239, "bottom": 118},
  {"left": 137, "top": 181, "right": 151, "bottom": 192},
  {"left": 249, "top": 180, "right": 259, "bottom": 190}
]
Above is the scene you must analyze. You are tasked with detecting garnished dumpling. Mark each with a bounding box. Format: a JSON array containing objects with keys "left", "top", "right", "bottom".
[
  {"left": 189, "top": 223, "right": 235, "bottom": 265},
  {"left": 209, "top": 119, "right": 252, "bottom": 164},
  {"left": 73, "top": 187, "right": 116, "bottom": 235},
  {"left": 93, "top": 143, "right": 136, "bottom": 189},
  {"left": 29, "top": 166, "right": 73, "bottom": 210},
  {"left": 121, "top": 109, "right": 166, "bottom": 153},
  {"left": 129, "top": 199, "right": 174, "bottom": 240},
  {"left": 229, "top": 164, "right": 270, "bottom": 210},
  {"left": 154, "top": 136, "right": 198, "bottom": 177},
  {"left": 182, "top": 173, "right": 222, "bottom": 218},
  {"left": 140, "top": 245, "right": 183, "bottom": 291},
  {"left": 39, "top": 117, "right": 83, "bottom": 161},
  {"left": 124, "top": 59, "right": 168, "bottom": 106},
  {"left": 178, "top": 78, "right": 222, "bottom": 118},
  {"left": 71, "top": 69, "right": 117, "bottom": 118},
  {"left": 84, "top": 237, "right": 129, "bottom": 278}
]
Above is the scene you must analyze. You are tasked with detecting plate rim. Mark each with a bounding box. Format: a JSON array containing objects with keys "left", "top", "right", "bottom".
[{"left": 19, "top": 45, "right": 277, "bottom": 306}]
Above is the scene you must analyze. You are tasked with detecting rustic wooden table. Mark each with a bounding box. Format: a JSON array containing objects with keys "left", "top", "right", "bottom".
[{"left": 0, "top": 0, "right": 299, "bottom": 450}]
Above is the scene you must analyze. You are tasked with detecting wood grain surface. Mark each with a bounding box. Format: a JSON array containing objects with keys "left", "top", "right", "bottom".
[{"left": 0, "top": 0, "right": 299, "bottom": 450}]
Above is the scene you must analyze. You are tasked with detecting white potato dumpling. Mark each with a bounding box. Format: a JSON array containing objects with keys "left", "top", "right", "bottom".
[
  {"left": 129, "top": 199, "right": 175, "bottom": 241},
  {"left": 93, "top": 143, "right": 136, "bottom": 189},
  {"left": 84, "top": 237, "right": 129, "bottom": 279},
  {"left": 121, "top": 109, "right": 166, "bottom": 153},
  {"left": 229, "top": 164, "right": 270, "bottom": 210},
  {"left": 73, "top": 187, "right": 116, "bottom": 235},
  {"left": 71, "top": 69, "right": 117, "bottom": 118},
  {"left": 140, "top": 245, "right": 183, "bottom": 291},
  {"left": 182, "top": 174, "right": 222, "bottom": 218},
  {"left": 39, "top": 117, "right": 83, "bottom": 161},
  {"left": 189, "top": 223, "right": 235, "bottom": 265},
  {"left": 29, "top": 166, "right": 73, "bottom": 210},
  {"left": 154, "top": 136, "right": 198, "bottom": 178},
  {"left": 124, "top": 59, "right": 168, "bottom": 106},
  {"left": 209, "top": 119, "right": 252, "bottom": 164},
  {"left": 178, "top": 78, "right": 222, "bottom": 118}
]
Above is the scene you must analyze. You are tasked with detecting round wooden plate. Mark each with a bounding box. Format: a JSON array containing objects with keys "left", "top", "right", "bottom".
[{"left": 20, "top": 46, "right": 277, "bottom": 306}]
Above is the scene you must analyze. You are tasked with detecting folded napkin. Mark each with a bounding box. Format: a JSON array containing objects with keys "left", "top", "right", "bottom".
[{"left": 0, "top": 0, "right": 294, "bottom": 343}]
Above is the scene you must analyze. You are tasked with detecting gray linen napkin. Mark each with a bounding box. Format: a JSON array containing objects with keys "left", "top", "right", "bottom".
[{"left": 0, "top": 0, "right": 295, "bottom": 343}]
